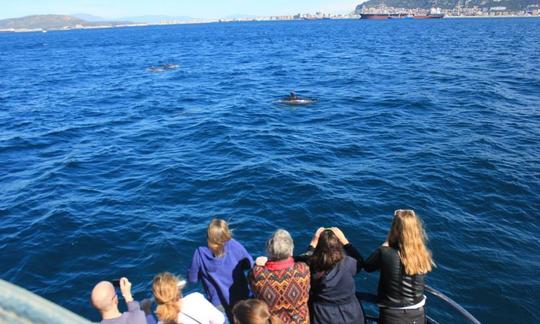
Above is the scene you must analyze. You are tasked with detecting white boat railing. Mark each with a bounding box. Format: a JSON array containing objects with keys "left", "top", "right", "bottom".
[
  {"left": 0, "top": 279, "right": 91, "bottom": 324},
  {"left": 424, "top": 285, "right": 481, "bottom": 324},
  {"left": 357, "top": 285, "right": 481, "bottom": 324}
]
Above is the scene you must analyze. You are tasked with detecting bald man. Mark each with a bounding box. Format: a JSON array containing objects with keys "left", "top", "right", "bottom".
[{"left": 91, "top": 277, "right": 154, "bottom": 324}]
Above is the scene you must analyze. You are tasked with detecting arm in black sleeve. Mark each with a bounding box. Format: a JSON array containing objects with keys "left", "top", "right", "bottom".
[
  {"left": 363, "top": 247, "right": 382, "bottom": 273},
  {"left": 294, "top": 245, "right": 314, "bottom": 263},
  {"left": 343, "top": 243, "right": 364, "bottom": 273}
]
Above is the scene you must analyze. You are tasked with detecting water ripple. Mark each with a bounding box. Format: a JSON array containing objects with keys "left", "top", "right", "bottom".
[{"left": 0, "top": 19, "right": 539, "bottom": 323}]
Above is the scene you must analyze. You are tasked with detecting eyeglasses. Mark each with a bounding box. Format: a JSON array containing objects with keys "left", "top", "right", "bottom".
[{"left": 394, "top": 209, "right": 415, "bottom": 217}]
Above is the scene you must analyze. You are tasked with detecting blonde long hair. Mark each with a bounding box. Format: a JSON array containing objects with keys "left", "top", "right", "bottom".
[
  {"left": 387, "top": 210, "right": 434, "bottom": 275},
  {"left": 207, "top": 219, "right": 232, "bottom": 257},
  {"left": 152, "top": 272, "right": 181, "bottom": 324}
]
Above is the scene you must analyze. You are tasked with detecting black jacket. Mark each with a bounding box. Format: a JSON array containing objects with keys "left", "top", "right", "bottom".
[
  {"left": 297, "top": 244, "right": 364, "bottom": 324},
  {"left": 364, "top": 246, "right": 426, "bottom": 308}
]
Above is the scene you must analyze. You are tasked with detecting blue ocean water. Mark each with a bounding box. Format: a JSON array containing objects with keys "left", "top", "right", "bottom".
[{"left": 0, "top": 18, "right": 539, "bottom": 323}]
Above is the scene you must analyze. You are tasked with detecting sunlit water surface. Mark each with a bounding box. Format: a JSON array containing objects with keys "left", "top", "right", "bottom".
[{"left": 1, "top": 18, "right": 539, "bottom": 323}]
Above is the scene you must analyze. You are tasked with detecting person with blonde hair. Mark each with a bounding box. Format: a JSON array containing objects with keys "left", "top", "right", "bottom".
[
  {"left": 232, "top": 299, "right": 283, "bottom": 324},
  {"left": 188, "top": 219, "right": 253, "bottom": 319},
  {"left": 152, "top": 272, "right": 224, "bottom": 324},
  {"left": 363, "top": 209, "right": 435, "bottom": 324}
]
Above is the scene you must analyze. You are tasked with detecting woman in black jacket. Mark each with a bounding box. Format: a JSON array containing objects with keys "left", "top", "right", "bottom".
[
  {"left": 364, "top": 209, "right": 435, "bottom": 324},
  {"left": 304, "top": 227, "right": 364, "bottom": 324}
]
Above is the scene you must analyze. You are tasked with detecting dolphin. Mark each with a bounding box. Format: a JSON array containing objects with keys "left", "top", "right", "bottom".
[
  {"left": 278, "top": 91, "right": 317, "bottom": 105},
  {"left": 147, "top": 63, "right": 179, "bottom": 73}
]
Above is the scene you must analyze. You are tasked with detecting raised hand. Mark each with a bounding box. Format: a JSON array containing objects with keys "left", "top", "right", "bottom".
[
  {"left": 330, "top": 227, "right": 349, "bottom": 245},
  {"left": 119, "top": 277, "right": 133, "bottom": 302},
  {"left": 310, "top": 227, "right": 326, "bottom": 248},
  {"left": 255, "top": 256, "right": 268, "bottom": 267}
]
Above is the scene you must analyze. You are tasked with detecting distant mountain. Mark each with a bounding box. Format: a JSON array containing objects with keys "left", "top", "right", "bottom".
[
  {"left": 72, "top": 13, "right": 107, "bottom": 22},
  {"left": 0, "top": 14, "right": 131, "bottom": 30},
  {"left": 72, "top": 13, "right": 199, "bottom": 24},
  {"left": 0, "top": 15, "right": 85, "bottom": 29},
  {"left": 356, "top": 0, "right": 539, "bottom": 11},
  {"left": 120, "top": 15, "right": 197, "bottom": 23}
]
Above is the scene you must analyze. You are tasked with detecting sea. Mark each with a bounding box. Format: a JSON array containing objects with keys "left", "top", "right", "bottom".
[{"left": 0, "top": 18, "right": 539, "bottom": 323}]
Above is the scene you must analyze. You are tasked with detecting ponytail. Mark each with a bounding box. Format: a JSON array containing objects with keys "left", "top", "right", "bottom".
[
  {"left": 152, "top": 272, "right": 182, "bottom": 323},
  {"left": 155, "top": 302, "right": 180, "bottom": 324}
]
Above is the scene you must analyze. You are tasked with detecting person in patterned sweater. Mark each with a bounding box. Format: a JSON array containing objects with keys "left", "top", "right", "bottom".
[{"left": 248, "top": 229, "right": 310, "bottom": 324}]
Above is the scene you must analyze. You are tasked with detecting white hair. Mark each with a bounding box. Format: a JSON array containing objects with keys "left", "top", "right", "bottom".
[{"left": 266, "top": 229, "right": 294, "bottom": 261}]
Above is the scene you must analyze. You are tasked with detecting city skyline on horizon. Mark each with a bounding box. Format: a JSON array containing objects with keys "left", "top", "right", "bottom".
[{"left": 0, "top": 0, "right": 365, "bottom": 20}]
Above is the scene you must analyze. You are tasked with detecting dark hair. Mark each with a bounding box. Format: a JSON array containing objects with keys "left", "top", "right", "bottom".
[
  {"left": 233, "top": 299, "right": 282, "bottom": 324},
  {"left": 310, "top": 230, "right": 345, "bottom": 273}
]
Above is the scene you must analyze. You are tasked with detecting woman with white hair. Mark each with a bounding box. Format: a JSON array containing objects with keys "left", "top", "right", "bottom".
[{"left": 248, "top": 229, "right": 310, "bottom": 324}]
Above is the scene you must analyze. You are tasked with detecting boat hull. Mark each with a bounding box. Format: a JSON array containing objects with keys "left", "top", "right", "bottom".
[
  {"left": 413, "top": 14, "right": 445, "bottom": 19},
  {"left": 360, "top": 14, "right": 403, "bottom": 20},
  {"left": 360, "top": 13, "right": 444, "bottom": 20}
]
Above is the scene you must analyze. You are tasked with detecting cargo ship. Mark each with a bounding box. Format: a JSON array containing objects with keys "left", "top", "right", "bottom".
[
  {"left": 360, "top": 13, "right": 405, "bottom": 19},
  {"left": 360, "top": 7, "right": 444, "bottom": 19},
  {"left": 412, "top": 13, "right": 445, "bottom": 19},
  {"left": 360, "top": 13, "right": 444, "bottom": 19}
]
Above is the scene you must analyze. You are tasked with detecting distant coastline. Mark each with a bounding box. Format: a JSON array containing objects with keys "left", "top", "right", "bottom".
[
  {"left": 1, "top": 13, "right": 540, "bottom": 33},
  {"left": 444, "top": 14, "right": 540, "bottom": 18}
]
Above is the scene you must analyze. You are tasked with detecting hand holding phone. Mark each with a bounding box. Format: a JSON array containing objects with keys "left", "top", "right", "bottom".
[{"left": 119, "top": 277, "right": 133, "bottom": 302}]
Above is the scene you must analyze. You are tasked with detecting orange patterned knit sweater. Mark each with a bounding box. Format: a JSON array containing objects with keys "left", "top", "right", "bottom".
[{"left": 249, "top": 257, "right": 310, "bottom": 324}]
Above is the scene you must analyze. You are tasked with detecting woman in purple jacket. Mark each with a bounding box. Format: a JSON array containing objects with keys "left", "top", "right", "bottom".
[{"left": 188, "top": 219, "right": 254, "bottom": 319}]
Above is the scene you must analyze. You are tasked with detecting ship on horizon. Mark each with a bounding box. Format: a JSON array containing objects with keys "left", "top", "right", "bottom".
[{"left": 360, "top": 6, "right": 445, "bottom": 19}]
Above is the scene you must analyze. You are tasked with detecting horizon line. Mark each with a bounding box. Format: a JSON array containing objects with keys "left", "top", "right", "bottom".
[{"left": 0, "top": 8, "right": 357, "bottom": 21}]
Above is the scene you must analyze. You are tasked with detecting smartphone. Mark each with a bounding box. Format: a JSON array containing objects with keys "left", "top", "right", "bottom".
[
  {"left": 178, "top": 279, "right": 187, "bottom": 288},
  {"left": 111, "top": 279, "right": 121, "bottom": 288}
]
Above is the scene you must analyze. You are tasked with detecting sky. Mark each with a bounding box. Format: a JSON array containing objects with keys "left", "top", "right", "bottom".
[{"left": 0, "top": 1, "right": 363, "bottom": 20}]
